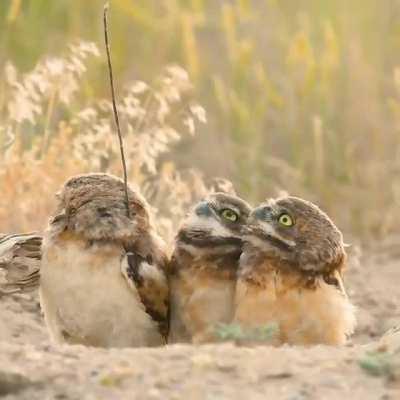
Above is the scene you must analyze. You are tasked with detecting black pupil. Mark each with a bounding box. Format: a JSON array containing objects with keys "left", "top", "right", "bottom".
[{"left": 225, "top": 210, "right": 236, "bottom": 219}]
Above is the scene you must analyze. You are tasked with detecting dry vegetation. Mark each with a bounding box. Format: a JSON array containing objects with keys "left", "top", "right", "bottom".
[
  {"left": 0, "top": 42, "right": 211, "bottom": 242},
  {"left": 1, "top": 0, "right": 400, "bottom": 240}
]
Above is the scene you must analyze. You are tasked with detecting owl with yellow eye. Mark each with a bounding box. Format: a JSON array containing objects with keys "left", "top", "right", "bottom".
[
  {"left": 234, "top": 196, "right": 356, "bottom": 346},
  {"left": 168, "top": 192, "right": 251, "bottom": 343}
]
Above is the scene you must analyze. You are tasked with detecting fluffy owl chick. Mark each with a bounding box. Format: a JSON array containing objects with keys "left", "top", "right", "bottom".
[
  {"left": 234, "top": 196, "right": 356, "bottom": 346},
  {"left": 40, "top": 173, "right": 168, "bottom": 348},
  {"left": 169, "top": 193, "right": 251, "bottom": 343}
]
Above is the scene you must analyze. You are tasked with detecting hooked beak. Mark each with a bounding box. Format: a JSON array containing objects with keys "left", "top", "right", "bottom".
[{"left": 243, "top": 208, "right": 296, "bottom": 251}]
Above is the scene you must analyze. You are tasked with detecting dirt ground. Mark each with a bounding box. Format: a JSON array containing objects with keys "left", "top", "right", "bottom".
[{"left": 0, "top": 239, "right": 399, "bottom": 399}]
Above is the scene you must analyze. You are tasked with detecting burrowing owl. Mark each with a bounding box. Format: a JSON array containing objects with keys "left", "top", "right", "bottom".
[
  {"left": 234, "top": 196, "right": 356, "bottom": 346},
  {"left": 0, "top": 233, "right": 41, "bottom": 294},
  {"left": 39, "top": 173, "right": 169, "bottom": 347},
  {"left": 168, "top": 192, "right": 251, "bottom": 343}
]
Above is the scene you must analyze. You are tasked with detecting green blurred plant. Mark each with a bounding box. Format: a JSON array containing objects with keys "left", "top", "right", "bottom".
[
  {"left": 214, "top": 322, "right": 279, "bottom": 343},
  {"left": 359, "top": 348, "right": 400, "bottom": 380}
]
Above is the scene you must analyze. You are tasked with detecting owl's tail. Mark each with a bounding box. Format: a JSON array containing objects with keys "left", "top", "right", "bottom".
[{"left": 0, "top": 233, "right": 41, "bottom": 295}]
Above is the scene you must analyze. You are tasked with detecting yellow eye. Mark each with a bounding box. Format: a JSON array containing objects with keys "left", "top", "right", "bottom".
[
  {"left": 278, "top": 213, "right": 294, "bottom": 227},
  {"left": 221, "top": 208, "right": 239, "bottom": 222}
]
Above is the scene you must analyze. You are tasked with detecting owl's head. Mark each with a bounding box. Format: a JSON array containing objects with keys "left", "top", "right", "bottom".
[
  {"left": 244, "top": 196, "right": 345, "bottom": 272},
  {"left": 177, "top": 192, "right": 251, "bottom": 256},
  {"left": 51, "top": 173, "right": 151, "bottom": 241}
]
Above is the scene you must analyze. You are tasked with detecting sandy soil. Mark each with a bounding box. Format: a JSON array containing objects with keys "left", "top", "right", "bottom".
[{"left": 0, "top": 240, "right": 399, "bottom": 399}]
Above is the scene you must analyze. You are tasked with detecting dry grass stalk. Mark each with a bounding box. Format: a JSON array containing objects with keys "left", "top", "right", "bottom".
[
  {"left": 103, "top": 3, "right": 130, "bottom": 218},
  {"left": 0, "top": 41, "right": 211, "bottom": 245}
]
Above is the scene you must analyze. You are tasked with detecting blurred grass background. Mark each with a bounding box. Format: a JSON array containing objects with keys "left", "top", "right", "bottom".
[{"left": 1, "top": 0, "right": 400, "bottom": 239}]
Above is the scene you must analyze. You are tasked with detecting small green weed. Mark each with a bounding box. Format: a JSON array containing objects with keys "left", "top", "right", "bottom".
[{"left": 214, "top": 322, "right": 279, "bottom": 344}]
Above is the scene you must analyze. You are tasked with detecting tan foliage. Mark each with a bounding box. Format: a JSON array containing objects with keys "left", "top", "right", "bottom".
[{"left": 0, "top": 43, "right": 213, "bottom": 244}]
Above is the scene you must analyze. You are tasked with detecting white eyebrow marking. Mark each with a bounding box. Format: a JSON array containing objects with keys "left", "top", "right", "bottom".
[
  {"left": 184, "top": 214, "right": 236, "bottom": 238},
  {"left": 258, "top": 221, "right": 296, "bottom": 247}
]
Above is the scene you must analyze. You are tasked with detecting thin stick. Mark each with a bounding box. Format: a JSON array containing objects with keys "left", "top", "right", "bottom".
[{"left": 103, "top": 3, "right": 130, "bottom": 218}]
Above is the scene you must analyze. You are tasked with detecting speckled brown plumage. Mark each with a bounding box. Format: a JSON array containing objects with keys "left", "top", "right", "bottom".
[
  {"left": 0, "top": 233, "right": 42, "bottom": 295},
  {"left": 39, "top": 173, "right": 169, "bottom": 347},
  {"left": 168, "top": 192, "right": 251, "bottom": 343},
  {"left": 234, "top": 196, "right": 356, "bottom": 346}
]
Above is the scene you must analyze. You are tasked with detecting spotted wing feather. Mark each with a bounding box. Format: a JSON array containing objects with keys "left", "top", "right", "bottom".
[{"left": 121, "top": 250, "right": 169, "bottom": 340}]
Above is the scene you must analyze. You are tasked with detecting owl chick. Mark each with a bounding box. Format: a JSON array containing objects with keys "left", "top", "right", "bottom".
[
  {"left": 234, "top": 196, "right": 356, "bottom": 346},
  {"left": 168, "top": 193, "right": 251, "bottom": 343},
  {"left": 39, "top": 173, "right": 168, "bottom": 348},
  {"left": 0, "top": 233, "right": 41, "bottom": 295}
]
